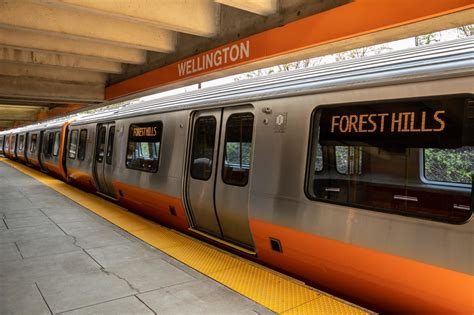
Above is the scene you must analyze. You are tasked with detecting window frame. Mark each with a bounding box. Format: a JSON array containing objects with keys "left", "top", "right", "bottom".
[
  {"left": 125, "top": 121, "right": 163, "bottom": 173},
  {"left": 304, "top": 97, "right": 473, "bottom": 225}
]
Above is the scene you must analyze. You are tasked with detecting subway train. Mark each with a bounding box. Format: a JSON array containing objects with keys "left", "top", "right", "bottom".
[{"left": 1, "top": 38, "right": 473, "bottom": 314}]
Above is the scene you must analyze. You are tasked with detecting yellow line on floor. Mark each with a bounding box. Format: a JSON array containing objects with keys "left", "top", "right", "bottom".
[{"left": 1, "top": 158, "right": 369, "bottom": 315}]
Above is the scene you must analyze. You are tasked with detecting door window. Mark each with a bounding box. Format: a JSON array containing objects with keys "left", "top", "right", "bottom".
[
  {"left": 69, "top": 130, "right": 78, "bottom": 159},
  {"left": 30, "top": 134, "right": 37, "bottom": 152},
  {"left": 53, "top": 132, "right": 61, "bottom": 156},
  {"left": 106, "top": 127, "right": 115, "bottom": 165},
  {"left": 78, "top": 129, "right": 88, "bottom": 161},
  {"left": 191, "top": 116, "right": 216, "bottom": 180},
  {"left": 222, "top": 113, "right": 254, "bottom": 186},
  {"left": 96, "top": 126, "right": 106, "bottom": 163}
]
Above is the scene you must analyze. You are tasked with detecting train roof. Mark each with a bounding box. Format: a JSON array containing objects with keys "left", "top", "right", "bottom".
[
  {"left": 4, "top": 37, "right": 474, "bottom": 131},
  {"left": 71, "top": 37, "right": 474, "bottom": 125}
]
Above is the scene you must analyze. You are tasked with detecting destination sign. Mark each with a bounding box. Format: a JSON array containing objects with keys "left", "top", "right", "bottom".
[
  {"left": 129, "top": 122, "right": 162, "bottom": 142},
  {"left": 318, "top": 97, "right": 472, "bottom": 148}
]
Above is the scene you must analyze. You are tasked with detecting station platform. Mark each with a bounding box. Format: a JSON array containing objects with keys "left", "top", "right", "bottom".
[{"left": 0, "top": 158, "right": 370, "bottom": 315}]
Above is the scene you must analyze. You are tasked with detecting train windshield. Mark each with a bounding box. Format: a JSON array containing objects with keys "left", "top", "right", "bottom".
[{"left": 307, "top": 96, "right": 473, "bottom": 223}]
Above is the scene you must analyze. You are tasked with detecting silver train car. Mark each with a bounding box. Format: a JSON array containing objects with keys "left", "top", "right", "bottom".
[{"left": 3, "top": 38, "right": 473, "bottom": 313}]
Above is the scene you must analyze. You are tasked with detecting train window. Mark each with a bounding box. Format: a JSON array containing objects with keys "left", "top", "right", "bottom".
[
  {"left": 42, "top": 133, "right": 49, "bottom": 157},
  {"left": 307, "top": 97, "right": 473, "bottom": 223},
  {"left": 424, "top": 148, "right": 473, "bottom": 185},
  {"left": 48, "top": 132, "right": 55, "bottom": 156},
  {"left": 11, "top": 135, "right": 16, "bottom": 152},
  {"left": 53, "top": 131, "right": 61, "bottom": 156},
  {"left": 126, "top": 121, "right": 162, "bottom": 172},
  {"left": 96, "top": 126, "right": 106, "bottom": 163},
  {"left": 77, "top": 129, "right": 87, "bottom": 161},
  {"left": 191, "top": 116, "right": 216, "bottom": 180},
  {"left": 30, "top": 134, "right": 37, "bottom": 153},
  {"left": 18, "top": 135, "right": 25, "bottom": 151},
  {"left": 69, "top": 130, "right": 78, "bottom": 159},
  {"left": 222, "top": 113, "right": 254, "bottom": 186},
  {"left": 106, "top": 127, "right": 115, "bottom": 165}
]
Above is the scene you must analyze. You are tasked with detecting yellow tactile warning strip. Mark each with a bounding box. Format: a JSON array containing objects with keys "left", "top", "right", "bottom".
[{"left": 1, "top": 158, "right": 371, "bottom": 315}]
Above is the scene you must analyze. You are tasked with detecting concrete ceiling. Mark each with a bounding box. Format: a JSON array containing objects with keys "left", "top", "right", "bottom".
[
  {"left": 0, "top": 0, "right": 472, "bottom": 130},
  {"left": 0, "top": 0, "right": 352, "bottom": 129}
]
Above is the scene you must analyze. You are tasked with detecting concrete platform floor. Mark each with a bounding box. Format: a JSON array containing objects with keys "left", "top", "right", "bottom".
[{"left": 0, "top": 162, "right": 274, "bottom": 315}]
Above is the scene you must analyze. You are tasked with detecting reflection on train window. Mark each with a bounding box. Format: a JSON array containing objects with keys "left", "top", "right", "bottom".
[
  {"left": 77, "top": 129, "right": 87, "bottom": 161},
  {"left": 18, "top": 135, "right": 25, "bottom": 151},
  {"left": 191, "top": 116, "right": 216, "bottom": 180},
  {"left": 126, "top": 121, "right": 162, "bottom": 173},
  {"left": 96, "top": 126, "right": 106, "bottom": 163},
  {"left": 69, "top": 130, "right": 78, "bottom": 159},
  {"left": 106, "top": 127, "right": 115, "bottom": 165},
  {"left": 53, "top": 131, "right": 61, "bottom": 156},
  {"left": 307, "top": 99, "right": 473, "bottom": 223},
  {"left": 30, "top": 134, "right": 37, "bottom": 153},
  {"left": 222, "top": 113, "right": 254, "bottom": 186},
  {"left": 424, "top": 148, "right": 474, "bottom": 185}
]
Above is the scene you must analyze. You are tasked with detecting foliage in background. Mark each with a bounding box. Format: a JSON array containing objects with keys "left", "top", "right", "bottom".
[{"left": 425, "top": 148, "right": 473, "bottom": 184}]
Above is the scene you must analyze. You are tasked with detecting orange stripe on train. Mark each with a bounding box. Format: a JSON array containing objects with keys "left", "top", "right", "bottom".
[{"left": 250, "top": 218, "right": 474, "bottom": 314}]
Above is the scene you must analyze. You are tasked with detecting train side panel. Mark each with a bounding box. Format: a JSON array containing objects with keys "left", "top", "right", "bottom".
[
  {"left": 248, "top": 77, "right": 474, "bottom": 313},
  {"left": 111, "top": 111, "right": 190, "bottom": 230}
]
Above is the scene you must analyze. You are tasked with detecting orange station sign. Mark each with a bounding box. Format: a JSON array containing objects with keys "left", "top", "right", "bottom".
[{"left": 105, "top": 0, "right": 474, "bottom": 100}]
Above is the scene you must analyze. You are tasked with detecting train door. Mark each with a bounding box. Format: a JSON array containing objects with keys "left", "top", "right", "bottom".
[
  {"left": 94, "top": 123, "right": 116, "bottom": 198},
  {"left": 186, "top": 106, "right": 255, "bottom": 251}
]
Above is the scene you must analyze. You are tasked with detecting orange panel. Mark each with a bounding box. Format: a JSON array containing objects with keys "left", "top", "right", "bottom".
[
  {"left": 106, "top": 0, "right": 474, "bottom": 100},
  {"left": 67, "top": 167, "right": 97, "bottom": 193},
  {"left": 250, "top": 218, "right": 474, "bottom": 314},
  {"left": 112, "top": 180, "right": 189, "bottom": 231}
]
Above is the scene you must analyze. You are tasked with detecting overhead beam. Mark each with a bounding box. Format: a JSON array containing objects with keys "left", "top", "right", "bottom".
[
  {"left": 0, "top": 28, "right": 146, "bottom": 64},
  {"left": 0, "top": 62, "right": 106, "bottom": 84},
  {"left": 0, "top": 0, "right": 176, "bottom": 53},
  {"left": 38, "top": 0, "right": 218, "bottom": 37},
  {"left": 106, "top": 0, "right": 474, "bottom": 100},
  {"left": 216, "top": 0, "right": 278, "bottom": 16},
  {"left": 0, "top": 75, "right": 104, "bottom": 102},
  {"left": 0, "top": 47, "right": 123, "bottom": 74}
]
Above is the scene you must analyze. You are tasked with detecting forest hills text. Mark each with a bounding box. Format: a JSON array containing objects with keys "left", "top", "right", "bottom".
[
  {"left": 330, "top": 110, "right": 446, "bottom": 134},
  {"left": 177, "top": 40, "right": 250, "bottom": 77}
]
